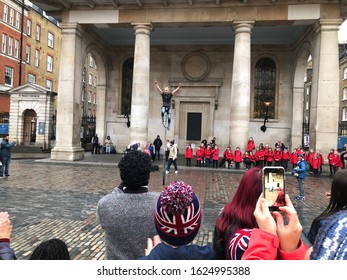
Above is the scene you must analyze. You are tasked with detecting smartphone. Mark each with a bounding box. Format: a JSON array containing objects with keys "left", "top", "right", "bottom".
[{"left": 262, "top": 166, "right": 285, "bottom": 211}]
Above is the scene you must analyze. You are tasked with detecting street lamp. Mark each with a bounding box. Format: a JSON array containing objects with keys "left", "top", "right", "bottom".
[{"left": 260, "top": 101, "right": 271, "bottom": 132}]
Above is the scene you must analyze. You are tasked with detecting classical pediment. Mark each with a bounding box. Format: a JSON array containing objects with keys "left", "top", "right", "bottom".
[{"left": 7, "top": 83, "right": 56, "bottom": 96}]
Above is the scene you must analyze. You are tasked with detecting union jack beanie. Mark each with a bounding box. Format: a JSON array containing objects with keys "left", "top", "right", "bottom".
[
  {"left": 154, "top": 181, "right": 202, "bottom": 246},
  {"left": 226, "top": 229, "right": 252, "bottom": 260},
  {"left": 311, "top": 210, "right": 347, "bottom": 260}
]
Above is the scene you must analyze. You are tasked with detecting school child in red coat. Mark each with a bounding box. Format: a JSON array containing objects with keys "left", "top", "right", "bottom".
[
  {"left": 290, "top": 149, "right": 299, "bottom": 169},
  {"left": 199, "top": 143, "right": 206, "bottom": 167},
  {"left": 243, "top": 151, "right": 252, "bottom": 170},
  {"left": 266, "top": 147, "right": 274, "bottom": 166},
  {"left": 273, "top": 147, "right": 283, "bottom": 166},
  {"left": 312, "top": 153, "right": 321, "bottom": 176},
  {"left": 195, "top": 146, "right": 203, "bottom": 167},
  {"left": 234, "top": 147, "right": 243, "bottom": 169},
  {"left": 204, "top": 144, "right": 213, "bottom": 168},
  {"left": 327, "top": 149, "right": 335, "bottom": 176},
  {"left": 247, "top": 137, "right": 255, "bottom": 153},
  {"left": 331, "top": 150, "right": 342, "bottom": 175},
  {"left": 307, "top": 149, "right": 315, "bottom": 174},
  {"left": 212, "top": 145, "right": 220, "bottom": 168},
  {"left": 316, "top": 149, "right": 324, "bottom": 175},
  {"left": 255, "top": 147, "right": 265, "bottom": 167},
  {"left": 224, "top": 147, "right": 234, "bottom": 169},
  {"left": 185, "top": 143, "right": 193, "bottom": 167},
  {"left": 281, "top": 147, "right": 291, "bottom": 171},
  {"left": 249, "top": 151, "right": 256, "bottom": 167}
]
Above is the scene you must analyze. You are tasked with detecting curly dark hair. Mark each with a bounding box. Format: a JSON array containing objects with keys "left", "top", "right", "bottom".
[
  {"left": 118, "top": 150, "right": 152, "bottom": 189},
  {"left": 30, "top": 238, "right": 70, "bottom": 260}
]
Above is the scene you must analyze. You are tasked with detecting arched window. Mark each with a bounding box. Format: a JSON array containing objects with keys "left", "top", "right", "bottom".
[
  {"left": 121, "top": 58, "right": 134, "bottom": 115},
  {"left": 253, "top": 57, "right": 276, "bottom": 119}
]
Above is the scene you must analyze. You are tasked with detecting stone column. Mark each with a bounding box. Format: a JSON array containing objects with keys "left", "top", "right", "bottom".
[
  {"left": 51, "top": 23, "right": 84, "bottom": 161},
  {"left": 310, "top": 19, "right": 342, "bottom": 157},
  {"left": 129, "top": 23, "right": 153, "bottom": 149},
  {"left": 229, "top": 21, "right": 254, "bottom": 151},
  {"left": 291, "top": 86, "right": 305, "bottom": 150},
  {"left": 96, "top": 85, "right": 107, "bottom": 144}
]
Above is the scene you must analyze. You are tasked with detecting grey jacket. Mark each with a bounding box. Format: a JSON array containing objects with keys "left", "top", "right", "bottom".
[{"left": 96, "top": 188, "right": 159, "bottom": 260}]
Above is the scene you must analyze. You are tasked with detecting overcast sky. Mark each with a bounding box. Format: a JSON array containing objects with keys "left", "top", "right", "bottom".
[{"left": 339, "top": 19, "right": 347, "bottom": 43}]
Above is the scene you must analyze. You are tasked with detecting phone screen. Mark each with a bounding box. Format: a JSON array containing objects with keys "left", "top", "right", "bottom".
[{"left": 262, "top": 167, "right": 285, "bottom": 211}]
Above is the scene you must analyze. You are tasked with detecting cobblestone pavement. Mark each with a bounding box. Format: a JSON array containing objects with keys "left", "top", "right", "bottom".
[{"left": 0, "top": 153, "right": 332, "bottom": 260}]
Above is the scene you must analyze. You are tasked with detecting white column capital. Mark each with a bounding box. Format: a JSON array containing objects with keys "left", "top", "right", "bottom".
[
  {"left": 232, "top": 21, "right": 255, "bottom": 35},
  {"left": 313, "top": 19, "right": 343, "bottom": 34},
  {"left": 132, "top": 23, "right": 154, "bottom": 36},
  {"left": 59, "top": 22, "right": 84, "bottom": 38}
]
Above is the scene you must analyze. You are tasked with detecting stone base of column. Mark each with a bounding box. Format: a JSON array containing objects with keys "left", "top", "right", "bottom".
[{"left": 51, "top": 146, "right": 85, "bottom": 161}]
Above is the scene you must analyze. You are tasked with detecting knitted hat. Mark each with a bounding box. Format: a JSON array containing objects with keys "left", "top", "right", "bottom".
[
  {"left": 226, "top": 229, "right": 253, "bottom": 260},
  {"left": 154, "top": 181, "right": 202, "bottom": 246},
  {"left": 310, "top": 210, "right": 347, "bottom": 260}
]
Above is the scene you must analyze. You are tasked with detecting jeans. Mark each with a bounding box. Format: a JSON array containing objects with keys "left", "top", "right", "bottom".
[
  {"left": 0, "top": 156, "right": 11, "bottom": 176},
  {"left": 297, "top": 177, "right": 305, "bottom": 197},
  {"left": 166, "top": 158, "right": 177, "bottom": 172}
]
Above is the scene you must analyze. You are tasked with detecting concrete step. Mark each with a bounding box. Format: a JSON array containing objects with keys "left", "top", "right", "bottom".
[{"left": 12, "top": 145, "right": 50, "bottom": 153}]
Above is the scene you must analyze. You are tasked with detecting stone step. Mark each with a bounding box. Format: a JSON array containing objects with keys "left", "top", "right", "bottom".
[{"left": 12, "top": 145, "right": 50, "bottom": 153}]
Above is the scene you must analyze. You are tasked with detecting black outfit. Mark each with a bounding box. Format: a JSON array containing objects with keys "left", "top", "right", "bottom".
[
  {"left": 153, "top": 137, "right": 163, "bottom": 160},
  {"left": 161, "top": 93, "right": 173, "bottom": 127},
  {"left": 91, "top": 135, "right": 99, "bottom": 154}
]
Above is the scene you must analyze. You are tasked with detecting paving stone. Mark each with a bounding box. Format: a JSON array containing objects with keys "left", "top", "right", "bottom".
[{"left": 0, "top": 156, "right": 333, "bottom": 259}]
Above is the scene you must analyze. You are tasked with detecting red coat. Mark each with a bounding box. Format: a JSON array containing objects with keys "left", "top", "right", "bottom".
[
  {"left": 307, "top": 152, "right": 314, "bottom": 165},
  {"left": 255, "top": 149, "right": 265, "bottom": 161},
  {"left": 195, "top": 148, "right": 203, "bottom": 161},
  {"left": 312, "top": 156, "right": 321, "bottom": 169},
  {"left": 282, "top": 151, "right": 291, "bottom": 160},
  {"left": 247, "top": 140, "right": 255, "bottom": 152},
  {"left": 234, "top": 150, "right": 243, "bottom": 163},
  {"left": 332, "top": 154, "right": 342, "bottom": 167},
  {"left": 327, "top": 152, "right": 334, "bottom": 164},
  {"left": 200, "top": 147, "right": 205, "bottom": 158},
  {"left": 290, "top": 152, "right": 298, "bottom": 164},
  {"left": 212, "top": 148, "right": 219, "bottom": 160},
  {"left": 185, "top": 147, "right": 193, "bottom": 159},
  {"left": 205, "top": 147, "right": 212, "bottom": 159},
  {"left": 318, "top": 153, "right": 324, "bottom": 166},
  {"left": 224, "top": 149, "right": 234, "bottom": 161},
  {"left": 273, "top": 150, "right": 283, "bottom": 162},
  {"left": 266, "top": 151, "right": 274, "bottom": 163}
]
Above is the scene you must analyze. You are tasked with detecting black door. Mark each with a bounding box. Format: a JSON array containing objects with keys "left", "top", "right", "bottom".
[{"left": 187, "top": 112, "right": 202, "bottom": 141}]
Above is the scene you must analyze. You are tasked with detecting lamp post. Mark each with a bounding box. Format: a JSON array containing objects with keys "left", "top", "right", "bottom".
[{"left": 260, "top": 101, "right": 271, "bottom": 132}]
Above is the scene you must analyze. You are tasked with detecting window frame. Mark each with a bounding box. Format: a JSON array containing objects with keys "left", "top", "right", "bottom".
[
  {"left": 28, "top": 73, "right": 36, "bottom": 84},
  {"left": 9, "top": 8, "right": 14, "bottom": 26},
  {"left": 8, "top": 37, "right": 13, "bottom": 56},
  {"left": 252, "top": 57, "right": 277, "bottom": 119},
  {"left": 35, "top": 49, "right": 40, "bottom": 67},
  {"left": 2, "top": 34, "right": 7, "bottom": 53},
  {"left": 343, "top": 87, "right": 347, "bottom": 100},
  {"left": 47, "top": 32, "right": 54, "bottom": 48},
  {"left": 343, "top": 107, "right": 347, "bottom": 122},
  {"left": 46, "top": 79, "right": 52, "bottom": 91},
  {"left": 25, "top": 45, "right": 30, "bottom": 63},
  {"left": 14, "top": 39, "right": 19, "bottom": 58},
  {"left": 27, "top": 19, "right": 32, "bottom": 36},
  {"left": 36, "top": 24, "right": 41, "bottom": 41},
  {"left": 344, "top": 67, "right": 347, "bottom": 80},
  {"left": 15, "top": 11, "right": 20, "bottom": 29},
  {"left": 46, "top": 55, "right": 53, "bottom": 72},
  {"left": 5, "top": 66, "right": 14, "bottom": 86},
  {"left": 3, "top": 4, "right": 8, "bottom": 22}
]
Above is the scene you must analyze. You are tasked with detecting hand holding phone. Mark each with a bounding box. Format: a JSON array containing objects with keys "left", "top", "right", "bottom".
[{"left": 262, "top": 166, "right": 285, "bottom": 211}]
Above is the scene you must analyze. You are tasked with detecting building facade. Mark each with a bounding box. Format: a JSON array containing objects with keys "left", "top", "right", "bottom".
[
  {"left": 0, "top": 0, "right": 60, "bottom": 147},
  {"left": 29, "top": 0, "right": 347, "bottom": 161}
]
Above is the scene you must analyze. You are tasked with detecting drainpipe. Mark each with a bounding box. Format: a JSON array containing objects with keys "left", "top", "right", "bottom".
[{"left": 18, "top": 0, "right": 24, "bottom": 86}]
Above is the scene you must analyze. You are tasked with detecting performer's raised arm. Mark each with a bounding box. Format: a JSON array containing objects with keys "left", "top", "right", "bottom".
[
  {"left": 172, "top": 83, "right": 182, "bottom": 95},
  {"left": 154, "top": 81, "right": 163, "bottom": 94}
]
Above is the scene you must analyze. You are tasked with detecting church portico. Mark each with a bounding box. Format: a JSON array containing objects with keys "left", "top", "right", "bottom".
[{"left": 29, "top": 0, "right": 346, "bottom": 160}]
